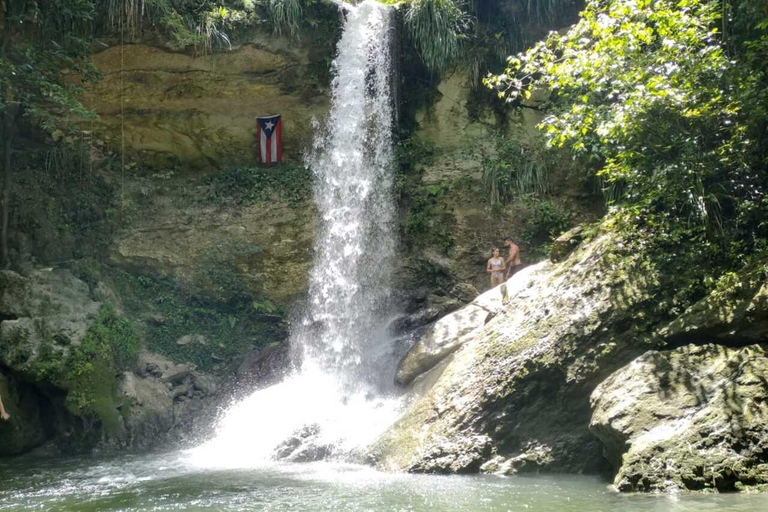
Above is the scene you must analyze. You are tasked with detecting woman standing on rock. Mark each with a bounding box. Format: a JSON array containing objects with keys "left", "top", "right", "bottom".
[{"left": 486, "top": 247, "right": 506, "bottom": 289}]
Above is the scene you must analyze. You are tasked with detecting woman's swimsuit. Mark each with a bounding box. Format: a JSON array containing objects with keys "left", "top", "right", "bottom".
[{"left": 490, "top": 258, "right": 504, "bottom": 279}]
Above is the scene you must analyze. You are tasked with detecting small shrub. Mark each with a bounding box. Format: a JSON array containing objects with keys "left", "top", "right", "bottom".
[
  {"left": 481, "top": 133, "right": 557, "bottom": 206},
  {"left": 520, "top": 199, "right": 573, "bottom": 248},
  {"left": 202, "top": 163, "right": 312, "bottom": 206}
]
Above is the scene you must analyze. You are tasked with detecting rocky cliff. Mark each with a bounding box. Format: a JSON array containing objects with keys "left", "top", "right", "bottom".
[
  {"left": 0, "top": 269, "right": 220, "bottom": 455},
  {"left": 372, "top": 234, "right": 768, "bottom": 492}
]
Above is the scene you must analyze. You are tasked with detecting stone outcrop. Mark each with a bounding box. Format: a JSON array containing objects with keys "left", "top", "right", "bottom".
[
  {"left": 0, "top": 268, "right": 220, "bottom": 455},
  {"left": 110, "top": 192, "right": 316, "bottom": 305},
  {"left": 81, "top": 40, "right": 329, "bottom": 169},
  {"left": 590, "top": 343, "right": 768, "bottom": 492},
  {"left": 659, "top": 264, "right": 768, "bottom": 347},
  {"left": 373, "top": 235, "right": 653, "bottom": 474},
  {"left": 394, "top": 287, "right": 498, "bottom": 386}
]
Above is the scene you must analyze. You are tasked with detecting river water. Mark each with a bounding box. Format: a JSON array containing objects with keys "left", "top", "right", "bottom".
[{"left": 0, "top": 453, "right": 765, "bottom": 512}]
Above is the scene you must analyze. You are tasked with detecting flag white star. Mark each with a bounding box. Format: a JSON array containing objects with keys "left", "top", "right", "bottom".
[{"left": 265, "top": 121, "right": 275, "bottom": 130}]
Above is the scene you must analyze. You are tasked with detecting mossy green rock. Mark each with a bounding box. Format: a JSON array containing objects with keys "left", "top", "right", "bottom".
[
  {"left": 590, "top": 343, "right": 768, "bottom": 492},
  {"left": 0, "top": 268, "right": 102, "bottom": 378},
  {"left": 373, "top": 234, "right": 653, "bottom": 474},
  {"left": 659, "top": 263, "right": 768, "bottom": 346}
]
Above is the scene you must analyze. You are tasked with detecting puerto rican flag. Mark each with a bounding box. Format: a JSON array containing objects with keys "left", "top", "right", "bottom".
[{"left": 257, "top": 115, "right": 282, "bottom": 164}]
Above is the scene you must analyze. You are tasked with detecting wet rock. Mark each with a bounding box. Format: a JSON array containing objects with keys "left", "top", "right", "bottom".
[
  {"left": 389, "top": 294, "right": 465, "bottom": 335},
  {"left": 0, "top": 373, "right": 48, "bottom": 456},
  {"left": 235, "top": 342, "right": 291, "bottom": 392},
  {"left": 590, "top": 343, "right": 768, "bottom": 493},
  {"left": 550, "top": 226, "right": 584, "bottom": 263},
  {"left": 479, "top": 444, "right": 554, "bottom": 476},
  {"left": 274, "top": 424, "right": 334, "bottom": 462},
  {"left": 394, "top": 281, "right": 508, "bottom": 387},
  {"left": 116, "top": 372, "right": 174, "bottom": 448},
  {"left": 394, "top": 302, "right": 488, "bottom": 387},
  {"left": 374, "top": 235, "right": 650, "bottom": 474},
  {"left": 192, "top": 373, "right": 218, "bottom": 396},
  {"left": 449, "top": 283, "right": 479, "bottom": 304}
]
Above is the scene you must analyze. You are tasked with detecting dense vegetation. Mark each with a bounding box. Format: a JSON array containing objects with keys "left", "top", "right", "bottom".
[{"left": 486, "top": 0, "right": 768, "bottom": 314}]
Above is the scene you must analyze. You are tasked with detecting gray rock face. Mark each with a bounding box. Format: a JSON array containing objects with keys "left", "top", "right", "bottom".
[
  {"left": 374, "top": 235, "right": 651, "bottom": 474},
  {"left": 394, "top": 287, "right": 500, "bottom": 387},
  {"left": 448, "top": 283, "right": 479, "bottom": 304},
  {"left": 176, "top": 334, "right": 208, "bottom": 346},
  {"left": 0, "top": 268, "right": 217, "bottom": 455},
  {"left": 590, "top": 343, "right": 768, "bottom": 492},
  {"left": 659, "top": 265, "right": 768, "bottom": 346},
  {"left": 116, "top": 372, "right": 174, "bottom": 448},
  {"left": 0, "top": 269, "right": 102, "bottom": 375}
]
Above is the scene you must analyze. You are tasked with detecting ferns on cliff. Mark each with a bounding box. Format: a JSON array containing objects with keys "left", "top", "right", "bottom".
[
  {"left": 268, "top": 0, "right": 304, "bottom": 37},
  {"left": 405, "top": 0, "right": 471, "bottom": 74}
]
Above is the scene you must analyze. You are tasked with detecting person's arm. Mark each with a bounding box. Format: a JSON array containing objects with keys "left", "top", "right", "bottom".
[
  {"left": 0, "top": 393, "right": 9, "bottom": 421},
  {"left": 487, "top": 259, "right": 494, "bottom": 273}
]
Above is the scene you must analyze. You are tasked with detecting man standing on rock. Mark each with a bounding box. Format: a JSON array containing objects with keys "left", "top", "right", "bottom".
[
  {"left": 504, "top": 237, "right": 522, "bottom": 279},
  {"left": 0, "top": 392, "right": 10, "bottom": 421}
]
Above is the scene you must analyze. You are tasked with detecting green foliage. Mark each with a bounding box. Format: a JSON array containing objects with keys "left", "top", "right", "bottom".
[
  {"left": 481, "top": 133, "right": 557, "bottom": 206},
  {"left": 405, "top": 0, "right": 470, "bottom": 74},
  {"left": 392, "top": 137, "right": 457, "bottom": 251},
  {"left": 81, "top": 305, "right": 142, "bottom": 373},
  {"left": 400, "top": 182, "right": 457, "bottom": 252},
  {"left": 519, "top": 198, "right": 572, "bottom": 249},
  {"left": 110, "top": 269, "right": 286, "bottom": 372},
  {"left": 486, "top": 0, "right": 768, "bottom": 309},
  {"left": 268, "top": 0, "right": 303, "bottom": 37},
  {"left": 1, "top": 0, "right": 99, "bottom": 131},
  {"left": 105, "top": 0, "right": 258, "bottom": 51},
  {"left": 45, "top": 305, "right": 141, "bottom": 431},
  {"left": 202, "top": 163, "right": 313, "bottom": 206},
  {"left": 10, "top": 143, "right": 120, "bottom": 262}
]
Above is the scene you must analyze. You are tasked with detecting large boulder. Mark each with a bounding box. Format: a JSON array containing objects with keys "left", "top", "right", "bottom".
[
  {"left": 659, "top": 263, "right": 768, "bottom": 346},
  {"left": 394, "top": 286, "right": 500, "bottom": 387},
  {"left": 116, "top": 371, "right": 174, "bottom": 448},
  {"left": 0, "top": 269, "right": 206, "bottom": 455},
  {"left": 590, "top": 343, "right": 768, "bottom": 492},
  {"left": 0, "top": 269, "right": 102, "bottom": 373},
  {"left": 372, "top": 235, "right": 653, "bottom": 474}
]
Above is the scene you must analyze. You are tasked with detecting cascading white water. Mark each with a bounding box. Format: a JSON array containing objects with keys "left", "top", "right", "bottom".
[
  {"left": 189, "top": 0, "right": 401, "bottom": 468},
  {"left": 296, "top": 0, "right": 396, "bottom": 389}
]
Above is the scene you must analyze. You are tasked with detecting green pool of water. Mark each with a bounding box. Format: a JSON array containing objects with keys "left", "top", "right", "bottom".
[{"left": 0, "top": 452, "right": 765, "bottom": 511}]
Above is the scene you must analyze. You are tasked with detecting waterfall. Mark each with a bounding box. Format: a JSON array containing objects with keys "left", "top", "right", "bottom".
[
  {"left": 189, "top": 0, "right": 401, "bottom": 468},
  {"left": 295, "top": 0, "right": 396, "bottom": 390}
]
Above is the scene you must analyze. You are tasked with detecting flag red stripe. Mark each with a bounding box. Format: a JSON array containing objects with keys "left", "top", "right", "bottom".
[{"left": 275, "top": 120, "right": 282, "bottom": 162}]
